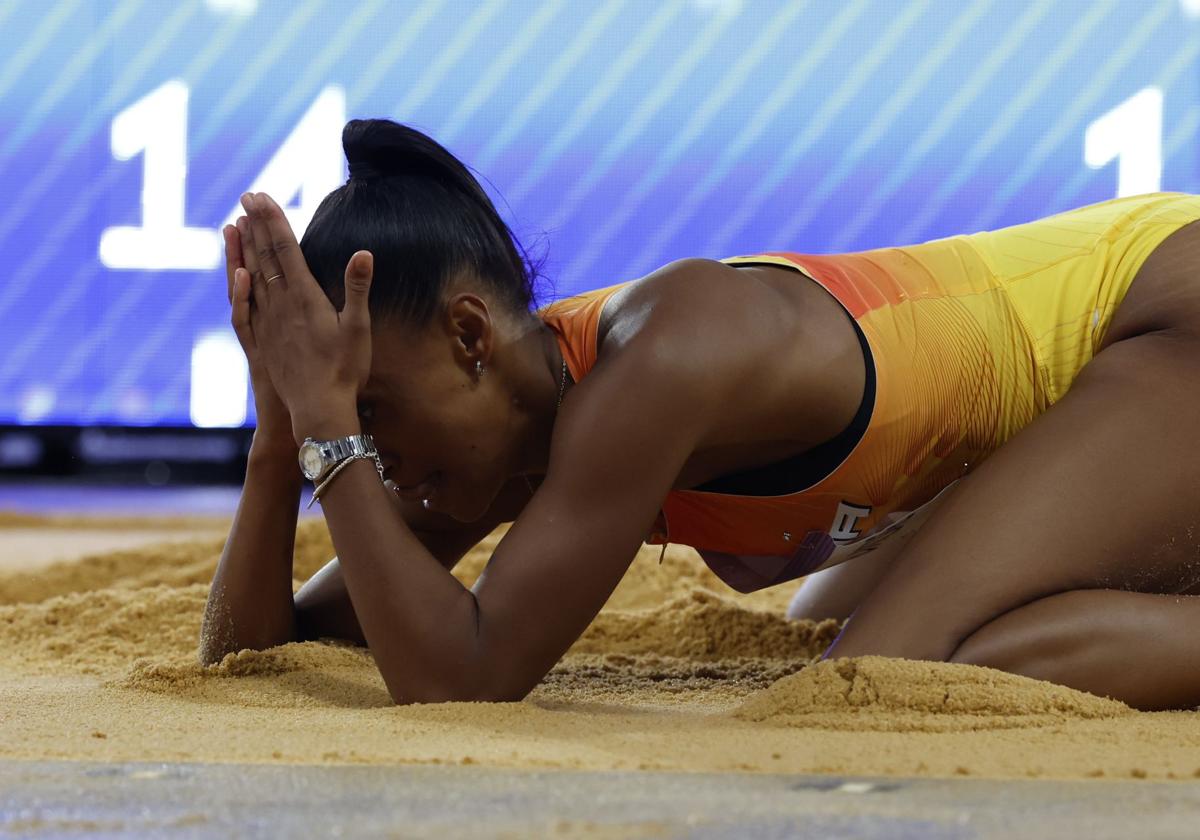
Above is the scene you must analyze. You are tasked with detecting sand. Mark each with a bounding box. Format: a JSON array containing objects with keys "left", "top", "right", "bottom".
[{"left": 2, "top": 515, "right": 1199, "bottom": 780}]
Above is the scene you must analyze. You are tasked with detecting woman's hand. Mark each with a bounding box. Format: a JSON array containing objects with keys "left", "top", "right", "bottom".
[
  {"left": 233, "top": 191, "right": 374, "bottom": 447},
  {"left": 224, "top": 220, "right": 294, "bottom": 455}
]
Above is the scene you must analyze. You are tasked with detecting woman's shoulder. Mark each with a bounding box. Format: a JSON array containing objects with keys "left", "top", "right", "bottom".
[
  {"left": 542, "top": 257, "right": 844, "bottom": 496},
  {"left": 538, "top": 257, "right": 807, "bottom": 404},
  {"left": 596, "top": 257, "right": 801, "bottom": 362}
]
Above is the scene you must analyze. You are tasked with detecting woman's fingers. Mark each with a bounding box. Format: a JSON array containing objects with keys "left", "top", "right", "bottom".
[
  {"left": 237, "top": 215, "right": 268, "bottom": 310},
  {"left": 255, "top": 193, "right": 315, "bottom": 299},
  {"left": 222, "top": 224, "right": 242, "bottom": 305},
  {"left": 241, "top": 192, "right": 286, "bottom": 296},
  {"left": 229, "top": 267, "right": 257, "bottom": 355}
]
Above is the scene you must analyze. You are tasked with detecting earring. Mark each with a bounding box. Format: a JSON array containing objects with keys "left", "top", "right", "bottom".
[{"left": 475, "top": 360, "right": 485, "bottom": 378}]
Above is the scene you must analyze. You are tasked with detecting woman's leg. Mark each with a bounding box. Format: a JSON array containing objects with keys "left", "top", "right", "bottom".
[
  {"left": 950, "top": 589, "right": 1200, "bottom": 711},
  {"left": 823, "top": 328, "right": 1200, "bottom": 708},
  {"left": 786, "top": 556, "right": 892, "bottom": 622}
]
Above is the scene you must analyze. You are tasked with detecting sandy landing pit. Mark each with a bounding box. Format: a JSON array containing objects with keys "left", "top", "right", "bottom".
[{"left": 2, "top": 516, "right": 1197, "bottom": 780}]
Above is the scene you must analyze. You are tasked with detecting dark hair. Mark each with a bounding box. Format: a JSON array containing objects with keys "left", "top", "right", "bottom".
[{"left": 299, "top": 119, "right": 548, "bottom": 326}]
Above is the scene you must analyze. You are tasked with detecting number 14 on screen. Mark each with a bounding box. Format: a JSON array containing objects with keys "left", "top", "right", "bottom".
[{"left": 98, "top": 80, "right": 345, "bottom": 271}]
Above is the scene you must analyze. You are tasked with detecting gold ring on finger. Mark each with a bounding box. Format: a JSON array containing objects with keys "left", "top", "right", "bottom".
[{"left": 265, "top": 274, "right": 283, "bottom": 286}]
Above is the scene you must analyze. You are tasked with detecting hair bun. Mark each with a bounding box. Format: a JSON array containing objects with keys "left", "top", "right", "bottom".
[
  {"left": 346, "top": 158, "right": 385, "bottom": 180},
  {"left": 343, "top": 118, "right": 473, "bottom": 190}
]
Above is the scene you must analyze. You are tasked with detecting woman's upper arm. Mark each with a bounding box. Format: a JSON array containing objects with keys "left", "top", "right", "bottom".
[{"left": 468, "top": 334, "right": 723, "bottom": 699}]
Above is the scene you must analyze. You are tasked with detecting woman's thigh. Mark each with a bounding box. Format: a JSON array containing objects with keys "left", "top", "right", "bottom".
[
  {"left": 1100, "top": 215, "right": 1200, "bottom": 345},
  {"left": 824, "top": 326, "right": 1200, "bottom": 662}
]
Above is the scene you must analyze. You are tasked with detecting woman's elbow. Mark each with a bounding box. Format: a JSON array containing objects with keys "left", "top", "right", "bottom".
[{"left": 381, "top": 663, "right": 533, "bottom": 705}]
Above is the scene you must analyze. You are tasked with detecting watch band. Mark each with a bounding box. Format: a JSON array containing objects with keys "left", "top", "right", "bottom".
[
  {"left": 315, "top": 433, "right": 377, "bottom": 470},
  {"left": 302, "top": 433, "right": 378, "bottom": 483}
]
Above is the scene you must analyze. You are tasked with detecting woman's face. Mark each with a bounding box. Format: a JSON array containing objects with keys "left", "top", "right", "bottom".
[{"left": 356, "top": 306, "right": 519, "bottom": 524}]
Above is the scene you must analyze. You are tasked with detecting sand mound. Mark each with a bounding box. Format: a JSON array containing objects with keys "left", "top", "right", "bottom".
[
  {"left": 736, "top": 656, "right": 1133, "bottom": 732},
  {"left": 118, "top": 641, "right": 393, "bottom": 710}
]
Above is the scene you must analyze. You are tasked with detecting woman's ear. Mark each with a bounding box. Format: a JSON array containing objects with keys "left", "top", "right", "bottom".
[{"left": 444, "top": 291, "right": 493, "bottom": 367}]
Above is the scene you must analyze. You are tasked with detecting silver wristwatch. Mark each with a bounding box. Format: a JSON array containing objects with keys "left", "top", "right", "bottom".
[{"left": 298, "top": 433, "right": 379, "bottom": 483}]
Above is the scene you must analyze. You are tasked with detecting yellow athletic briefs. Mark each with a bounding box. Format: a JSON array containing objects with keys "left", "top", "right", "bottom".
[{"left": 539, "top": 192, "right": 1200, "bottom": 592}]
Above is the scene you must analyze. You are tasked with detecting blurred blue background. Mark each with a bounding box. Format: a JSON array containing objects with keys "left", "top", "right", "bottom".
[{"left": 1, "top": 0, "right": 1198, "bottom": 430}]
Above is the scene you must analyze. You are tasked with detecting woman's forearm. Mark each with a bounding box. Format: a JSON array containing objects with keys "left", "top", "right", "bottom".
[
  {"left": 199, "top": 437, "right": 303, "bottom": 665},
  {"left": 309, "top": 437, "right": 490, "bottom": 704}
]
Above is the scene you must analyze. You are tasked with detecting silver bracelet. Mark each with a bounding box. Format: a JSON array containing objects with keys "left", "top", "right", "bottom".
[{"left": 306, "top": 451, "right": 384, "bottom": 509}]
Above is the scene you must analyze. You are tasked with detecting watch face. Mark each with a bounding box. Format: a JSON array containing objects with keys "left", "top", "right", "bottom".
[{"left": 299, "top": 445, "right": 324, "bottom": 479}]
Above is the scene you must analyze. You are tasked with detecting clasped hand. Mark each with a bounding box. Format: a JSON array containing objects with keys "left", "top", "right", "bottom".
[{"left": 229, "top": 191, "right": 374, "bottom": 446}]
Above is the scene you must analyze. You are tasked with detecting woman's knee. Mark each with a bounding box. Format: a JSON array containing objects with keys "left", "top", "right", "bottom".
[
  {"left": 949, "top": 589, "right": 1200, "bottom": 709},
  {"left": 948, "top": 589, "right": 1107, "bottom": 670}
]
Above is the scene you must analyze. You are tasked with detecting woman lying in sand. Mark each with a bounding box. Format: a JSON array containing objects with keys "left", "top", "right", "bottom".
[{"left": 201, "top": 117, "right": 1200, "bottom": 711}]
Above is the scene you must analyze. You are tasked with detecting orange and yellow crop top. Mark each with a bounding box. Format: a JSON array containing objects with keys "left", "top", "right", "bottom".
[
  {"left": 536, "top": 192, "right": 1200, "bottom": 592},
  {"left": 537, "top": 243, "right": 1041, "bottom": 593}
]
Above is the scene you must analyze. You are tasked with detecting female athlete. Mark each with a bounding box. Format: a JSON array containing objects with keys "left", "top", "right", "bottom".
[{"left": 200, "top": 118, "right": 1200, "bottom": 711}]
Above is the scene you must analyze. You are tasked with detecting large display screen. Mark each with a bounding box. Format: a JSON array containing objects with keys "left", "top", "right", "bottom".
[{"left": 2, "top": 0, "right": 1198, "bottom": 429}]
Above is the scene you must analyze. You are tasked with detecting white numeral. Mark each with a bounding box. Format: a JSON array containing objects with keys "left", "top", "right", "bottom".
[
  {"left": 190, "top": 331, "right": 248, "bottom": 427},
  {"left": 99, "top": 81, "right": 221, "bottom": 270},
  {"left": 219, "top": 85, "right": 346, "bottom": 240},
  {"left": 1084, "top": 86, "right": 1163, "bottom": 197}
]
